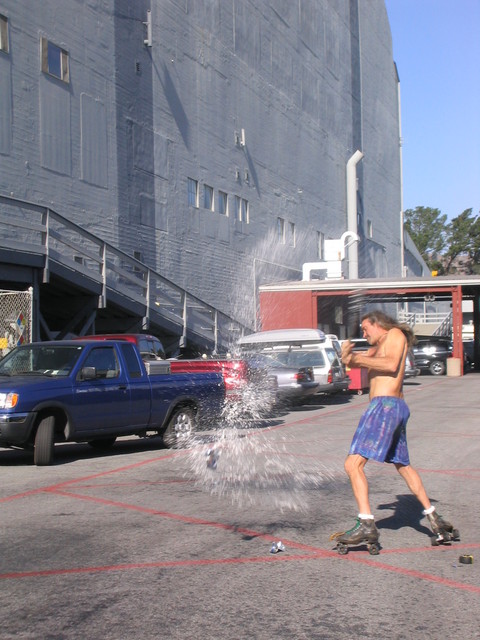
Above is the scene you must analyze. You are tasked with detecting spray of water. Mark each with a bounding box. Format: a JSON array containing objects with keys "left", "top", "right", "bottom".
[
  {"left": 186, "top": 429, "right": 338, "bottom": 512},
  {"left": 186, "top": 385, "right": 341, "bottom": 512}
]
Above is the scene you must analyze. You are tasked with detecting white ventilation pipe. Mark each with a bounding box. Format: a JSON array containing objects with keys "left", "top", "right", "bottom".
[
  {"left": 346, "top": 150, "right": 364, "bottom": 279},
  {"left": 302, "top": 231, "right": 359, "bottom": 281}
]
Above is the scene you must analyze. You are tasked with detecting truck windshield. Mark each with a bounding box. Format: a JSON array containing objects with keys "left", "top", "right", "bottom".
[{"left": 0, "top": 345, "right": 84, "bottom": 377}]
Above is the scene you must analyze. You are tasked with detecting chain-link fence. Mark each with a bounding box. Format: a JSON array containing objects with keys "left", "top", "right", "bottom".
[{"left": 0, "top": 288, "right": 33, "bottom": 357}]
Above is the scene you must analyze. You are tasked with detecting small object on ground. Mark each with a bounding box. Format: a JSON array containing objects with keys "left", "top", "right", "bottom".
[
  {"left": 206, "top": 448, "right": 218, "bottom": 469},
  {"left": 270, "top": 541, "right": 285, "bottom": 554},
  {"left": 459, "top": 554, "right": 473, "bottom": 565}
]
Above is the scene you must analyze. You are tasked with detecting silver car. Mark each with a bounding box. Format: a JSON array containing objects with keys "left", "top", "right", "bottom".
[
  {"left": 273, "top": 347, "right": 350, "bottom": 394},
  {"left": 245, "top": 353, "right": 319, "bottom": 404}
]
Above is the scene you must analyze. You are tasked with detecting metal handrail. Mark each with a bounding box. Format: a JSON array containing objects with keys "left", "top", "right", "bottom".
[
  {"left": 433, "top": 312, "right": 452, "bottom": 337},
  {"left": 0, "top": 194, "right": 248, "bottom": 350}
]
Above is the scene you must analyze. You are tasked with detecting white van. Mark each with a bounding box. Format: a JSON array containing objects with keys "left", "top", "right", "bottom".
[{"left": 237, "top": 329, "right": 350, "bottom": 394}]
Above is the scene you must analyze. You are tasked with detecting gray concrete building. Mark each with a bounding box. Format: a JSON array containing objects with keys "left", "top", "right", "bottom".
[{"left": 0, "top": 1, "right": 423, "bottom": 351}]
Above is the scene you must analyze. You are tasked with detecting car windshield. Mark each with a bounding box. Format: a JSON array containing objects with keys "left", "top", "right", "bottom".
[
  {"left": 247, "top": 353, "right": 288, "bottom": 369},
  {"left": 0, "top": 344, "right": 84, "bottom": 377},
  {"left": 275, "top": 350, "right": 326, "bottom": 368}
]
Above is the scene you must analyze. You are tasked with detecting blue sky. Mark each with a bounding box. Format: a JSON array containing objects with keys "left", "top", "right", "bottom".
[{"left": 384, "top": 0, "right": 480, "bottom": 220}]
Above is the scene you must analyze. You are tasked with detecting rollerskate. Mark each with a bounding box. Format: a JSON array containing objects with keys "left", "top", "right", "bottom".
[
  {"left": 330, "top": 517, "right": 380, "bottom": 555},
  {"left": 426, "top": 509, "right": 460, "bottom": 546}
]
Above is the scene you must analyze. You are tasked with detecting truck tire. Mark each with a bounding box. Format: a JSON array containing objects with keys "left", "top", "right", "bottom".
[
  {"left": 34, "top": 416, "right": 55, "bottom": 466},
  {"left": 88, "top": 437, "right": 117, "bottom": 450},
  {"left": 163, "top": 406, "right": 195, "bottom": 449}
]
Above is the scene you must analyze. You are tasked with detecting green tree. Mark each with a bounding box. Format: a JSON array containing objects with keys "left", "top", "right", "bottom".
[
  {"left": 404, "top": 206, "right": 448, "bottom": 269},
  {"left": 443, "top": 208, "right": 475, "bottom": 273},
  {"left": 404, "top": 206, "right": 480, "bottom": 274}
]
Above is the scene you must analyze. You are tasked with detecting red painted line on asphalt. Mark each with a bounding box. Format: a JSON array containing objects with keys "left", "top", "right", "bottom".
[
  {"left": 375, "top": 542, "right": 480, "bottom": 555},
  {"left": 5, "top": 480, "right": 480, "bottom": 594},
  {"left": 0, "top": 552, "right": 327, "bottom": 581},
  {"left": 341, "top": 553, "right": 480, "bottom": 594},
  {"left": 0, "top": 451, "right": 187, "bottom": 502},
  {"left": 2, "top": 545, "right": 479, "bottom": 596},
  {"left": 45, "top": 488, "right": 329, "bottom": 552},
  {"left": 71, "top": 479, "right": 191, "bottom": 489},
  {"left": 416, "top": 467, "right": 480, "bottom": 479}
]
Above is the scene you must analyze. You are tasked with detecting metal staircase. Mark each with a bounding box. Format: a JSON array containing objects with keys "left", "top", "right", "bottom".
[
  {"left": 398, "top": 310, "right": 452, "bottom": 337},
  {"left": 0, "top": 195, "right": 248, "bottom": 353}
]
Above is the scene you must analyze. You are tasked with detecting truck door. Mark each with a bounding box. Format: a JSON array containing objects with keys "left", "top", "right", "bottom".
[{"left": 73, "top": 345, "right": 132, "bottom": 434}]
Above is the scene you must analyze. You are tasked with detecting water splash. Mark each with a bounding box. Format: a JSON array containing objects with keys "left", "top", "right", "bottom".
[{"left": 186, "top": 395, "right": 340, "bottom": 512}]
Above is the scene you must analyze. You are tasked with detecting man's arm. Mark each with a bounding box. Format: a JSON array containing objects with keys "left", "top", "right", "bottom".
[{"left": 342, "top": 329, "right": 406, "bottom": 375}]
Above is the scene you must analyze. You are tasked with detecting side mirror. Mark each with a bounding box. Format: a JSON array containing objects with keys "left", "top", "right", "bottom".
[{"left": 79, "top": 366, "right": 97, "bottom": 380}]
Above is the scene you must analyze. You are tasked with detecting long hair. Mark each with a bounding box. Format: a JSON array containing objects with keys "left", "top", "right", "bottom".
[{"left": 361, "top": 310, "right": 415, "bottom": 347}]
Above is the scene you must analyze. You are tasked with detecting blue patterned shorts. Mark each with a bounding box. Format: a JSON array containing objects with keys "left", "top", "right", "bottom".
[{"left": 349, "top": 396, "right": 410, "bottom": 465}]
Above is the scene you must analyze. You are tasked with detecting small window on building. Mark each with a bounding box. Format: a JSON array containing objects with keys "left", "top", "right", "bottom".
[
  {"left": 234, "top": 196, "right": 249, "bottom": 223},
  {"left": 288, "top": 222, "right": 296, "bottom": 247},
  {"left": 234, "top": 195, "right": 241, "bottom": 221},
  {"left": 241, "top": 199, "right": 249, "bottom": 223},
  {"left": 367, "top": 219, "right": 373, "bottom": 238},
  {"left": 218, "top": 190, "right": 228, "bottom": 215},
  {"left": 188, "top": 178, "right": 198, "bottom": 207},
  {"left": 41, "top": 37, "right": 70, "bottom": 83},
  {"left": 0, "top": 14, "right": 9, "bottom": 53},
  {"left": 317, "top": 231, "right": 325, "bottom": 259},
  {"left": 204, "top": 184, "right": 214, "bottom": 211},
  {"left": 277, "top": 217, "right": 285, "bottom": 244}
]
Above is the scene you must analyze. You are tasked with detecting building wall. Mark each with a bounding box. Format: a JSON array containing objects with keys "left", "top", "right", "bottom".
[{"left": 0, "top": 0, "right": 402, "bottom": 330}]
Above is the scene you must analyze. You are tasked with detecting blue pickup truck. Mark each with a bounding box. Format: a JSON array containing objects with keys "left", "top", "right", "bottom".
[{"left": 0, "top": 340, "right": 225, "bottom": 465}]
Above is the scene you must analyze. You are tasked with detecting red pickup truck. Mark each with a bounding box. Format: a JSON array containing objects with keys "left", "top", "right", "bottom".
[{"left": 79, "top": 334, "right": 271, "bottom": 402}]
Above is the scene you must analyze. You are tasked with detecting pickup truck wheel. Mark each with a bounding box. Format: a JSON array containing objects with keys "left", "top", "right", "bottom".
[
  {"left": 88, "top": 437, "right": 117, "bottom": 451},
  {"left": 163, "top": 407, "right": 195, "bottom": 449},
  {"left": 34, "top": 416, "right": 55, "bottom": 466}
]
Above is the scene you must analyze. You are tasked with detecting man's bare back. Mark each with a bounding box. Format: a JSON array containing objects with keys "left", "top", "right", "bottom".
[{"left": 341, "top": 319, "right": 407, "bottom": 399}]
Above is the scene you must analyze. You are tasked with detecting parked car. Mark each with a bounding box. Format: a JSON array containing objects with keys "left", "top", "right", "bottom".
[
  {"left": 413, "top": 336, "right": 453, "bottom": 376},
  {"left": 463, "top": 341, "right": 475, "bottom": 370},
  {"left": 237, "top": 329, "right": 350, "bottom": 395},
  {"left": 273, "top": 347, "right": 350, "bottom": 394},
  {"left": 244, "top": 352, "right": 319, "bottom": 404}
]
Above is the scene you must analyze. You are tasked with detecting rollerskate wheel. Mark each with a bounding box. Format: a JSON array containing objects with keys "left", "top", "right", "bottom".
[
  {"left": 367, "top": 543, "right": 380, "bottom": 556},
  {"left": 430, "top": 536, "right": 440, "bottom": 547},
  {"left": 336, "top": 543, "right": 348, "bottom": 555},
  {"left": 452, "top": 528, "right": 460, "bottom": 540}
]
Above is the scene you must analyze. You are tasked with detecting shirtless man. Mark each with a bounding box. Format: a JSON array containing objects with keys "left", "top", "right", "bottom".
[{"left": 333, "top": 310, "right": 456, "bottom": 551}]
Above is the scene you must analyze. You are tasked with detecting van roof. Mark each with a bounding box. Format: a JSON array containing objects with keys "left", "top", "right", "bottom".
[{"left": 237, "top": 328, "right": 326, "bottom": 346}]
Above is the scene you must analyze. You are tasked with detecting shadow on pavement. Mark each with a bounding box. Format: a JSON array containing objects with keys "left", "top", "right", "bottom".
[{"left": 376, "top": 493, "right": 434, "bottom": 537}]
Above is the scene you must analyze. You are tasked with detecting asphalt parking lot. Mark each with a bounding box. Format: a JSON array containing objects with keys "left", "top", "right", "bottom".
[{"left": 1, "top": 374, "right": 479, "bottom": 639}]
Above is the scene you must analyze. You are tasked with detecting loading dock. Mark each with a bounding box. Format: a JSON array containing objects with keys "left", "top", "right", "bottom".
[{"left": 257, "top": 275, "right": 480, "bottom": 375}]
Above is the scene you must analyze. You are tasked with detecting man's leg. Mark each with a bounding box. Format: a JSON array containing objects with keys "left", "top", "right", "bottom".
[
  {"left": 344, "top": 453, "right": 371, "bottom": 514},
  {"left": 394, "top": 463, "right": 431, "bottom": 510}
]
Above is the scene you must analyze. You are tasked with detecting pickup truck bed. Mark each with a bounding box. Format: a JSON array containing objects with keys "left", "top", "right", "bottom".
[{"left": 0, "top": 340, "right": 224, "bottom": 465}]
